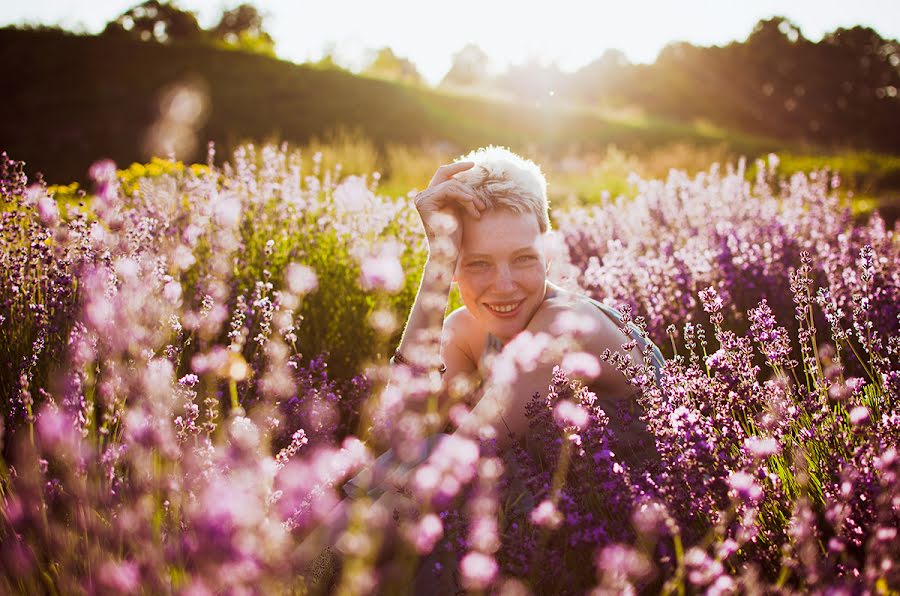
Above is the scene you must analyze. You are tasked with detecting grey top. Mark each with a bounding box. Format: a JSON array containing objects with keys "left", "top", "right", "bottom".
[{"left": 484, "top": 296, "right": 663, "bottom": 471}]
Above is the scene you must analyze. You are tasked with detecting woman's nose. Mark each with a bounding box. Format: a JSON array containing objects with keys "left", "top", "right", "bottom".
[{"left": 493, "top": 265, "right": 516, "bottom": 292}]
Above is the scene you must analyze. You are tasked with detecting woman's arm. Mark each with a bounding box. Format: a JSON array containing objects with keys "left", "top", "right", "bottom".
[
  {"left": 390, "top": 162, "right": 484, "bottom": 409},
  {"left": 394, "top": 255, "right": 456, "bottom": 372}
]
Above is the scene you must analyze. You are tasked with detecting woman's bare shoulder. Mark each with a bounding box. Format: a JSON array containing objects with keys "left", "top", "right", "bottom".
[
  {"left": 528, "top": 291, "right": 628, "bottom": 351},
  {"left": 444, "top": 304, "right": 477, "bottom": 331},
  {"left": 443, "top": 305, "right": 484, "bottom": 362},
  {"left": 526, "top": 290, "right": 600, "bottom": 333}
]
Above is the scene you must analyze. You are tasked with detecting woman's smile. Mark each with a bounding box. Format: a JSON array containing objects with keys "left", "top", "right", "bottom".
[{"left": 483, "top": 299, "right": 525, "bottom": 317}]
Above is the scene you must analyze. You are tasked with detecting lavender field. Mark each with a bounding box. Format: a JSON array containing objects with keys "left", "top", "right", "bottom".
[{"left": 0, "top": 144, "right": 898, "bottom": 594}]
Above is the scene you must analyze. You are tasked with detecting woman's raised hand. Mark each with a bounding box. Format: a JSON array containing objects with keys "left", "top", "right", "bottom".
[{"left": 414, "top": 161, "right": 484, "bottom": 262}]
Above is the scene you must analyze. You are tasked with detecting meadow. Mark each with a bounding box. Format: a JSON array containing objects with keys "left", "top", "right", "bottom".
[{"left": 0, "top": 139, "right": 898, "bottom": 594}]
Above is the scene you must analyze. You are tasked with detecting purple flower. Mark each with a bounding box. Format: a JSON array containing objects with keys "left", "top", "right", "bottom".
[
  {"left": 699, "top": 286, "right": 724, "bottom": 313},
  {"left": 748, "top": 299, "right": 794, "bottom": 368}
]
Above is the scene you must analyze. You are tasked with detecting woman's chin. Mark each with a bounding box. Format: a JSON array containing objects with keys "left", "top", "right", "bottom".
[{"left": 479, "top": 300, "right": 539, "bottom": 340}]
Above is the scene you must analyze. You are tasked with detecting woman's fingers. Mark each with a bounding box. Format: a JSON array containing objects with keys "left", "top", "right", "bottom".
[
  {"left": 428, "top": 161, "right": 475, "bottom": 187},
  {"left": 450, "top": 180, "right": 485, "bottom": 210},
  {"left": 417, "top": 180, "right": 483, "bottom": 218},
  {"left": 442, "top": 181, "right": 482, "bottom": 218},
  {"left": 462, "top": 201, "right": 481, "bottom": 219}
]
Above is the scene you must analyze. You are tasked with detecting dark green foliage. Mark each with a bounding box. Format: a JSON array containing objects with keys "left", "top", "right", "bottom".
[
  {"left": 566, "top": 17, "right": 900, "bottom": 154},
  {"left": 0, "top": 28, "right": 777, "bottom": 186}
]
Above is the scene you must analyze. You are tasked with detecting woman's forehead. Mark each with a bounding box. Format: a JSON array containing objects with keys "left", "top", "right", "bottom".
[{"left": 461, "top": 210, "right": 543, "bottom": 254}]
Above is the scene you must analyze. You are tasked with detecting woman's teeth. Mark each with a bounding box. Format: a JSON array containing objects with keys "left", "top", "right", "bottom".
[{"left": 487, "top": 302, "right": 520, "bottom": 313}]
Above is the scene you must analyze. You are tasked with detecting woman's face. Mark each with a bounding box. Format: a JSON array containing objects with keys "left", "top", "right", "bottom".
[{"left": 455, "top": 209, "right": 548, "bottom": 342}]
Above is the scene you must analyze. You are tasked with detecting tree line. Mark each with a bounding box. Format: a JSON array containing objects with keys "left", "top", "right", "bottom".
[
  {"left": 10, "top": 1, "right": 900, "bottom": 153},
  {"left": 98, "top": 3, "right": 900, "bottom": 153},
  {"left": 438, "top": 18, "right": 900, "bottom": 153},
  {"left": 101, "top": 0, "right": 275, "bottom": 56}
]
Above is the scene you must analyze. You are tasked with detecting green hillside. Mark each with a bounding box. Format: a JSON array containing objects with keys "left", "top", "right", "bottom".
[{"left": 1, "top": 27, "right": 785, "bottom": 185}]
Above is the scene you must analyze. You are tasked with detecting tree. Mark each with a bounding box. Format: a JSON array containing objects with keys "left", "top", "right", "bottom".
[
  {"left": 440, "top": 43, "right": 490, "bottom": 88},
  {"left": 493, "top": 57, "right": 569, "bottom": 103},
  {"left": 362, "top": 47, "right": 423, "bottom": 85},
  {"left": 102, "top": 0, "right": 203, "bottom": 43},
  {"left": 210, "top": 3, "right": 275, "bottom": 56},
  {"left": 571, "top": 49, "right": 631, "bottom": 103}
]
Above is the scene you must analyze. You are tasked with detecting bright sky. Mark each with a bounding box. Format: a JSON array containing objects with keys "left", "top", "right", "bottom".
[{"left": 3, "top": 0, "right": 899, "bottom": 85}]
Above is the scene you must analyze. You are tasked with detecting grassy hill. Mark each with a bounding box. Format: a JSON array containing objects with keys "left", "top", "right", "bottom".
[{"left": 1, "top": 27, "right": 788, "bottom": 185}]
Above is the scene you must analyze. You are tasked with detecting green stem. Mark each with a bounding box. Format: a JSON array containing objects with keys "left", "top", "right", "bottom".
[
  {"left": 229, "top": 379, "right": 239, "bottom": 412},
  {"left": 843, "top": 338, "right": 876, "bottom": 383}
]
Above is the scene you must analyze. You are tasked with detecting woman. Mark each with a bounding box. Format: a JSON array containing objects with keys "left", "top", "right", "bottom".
[
  {"left": 393, "top": 146, "right": 663, "bottom": 452},
  {"left": 304, "top": 147, "right": 663, "bottom": 590}
]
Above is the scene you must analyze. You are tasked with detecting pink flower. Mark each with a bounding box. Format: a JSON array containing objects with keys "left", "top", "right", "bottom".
[
  {"left": 214, "top": 196, "right": 242, "bottom": 227},
  {"left": 508, "top": 331, "right": 551, "bottom": 372},
  {"left": 430, "top": 435, "right": 479, "bottom": 478},
  {"left": 360, "top": 253, "right": 404, "bottom": 294},
  {"left": 728, "top": 471, "right": 763, "bottom": 502},
  {"left": 743, "top": 436, "right": 780, "bottom": 459},
  {"left": 561, "top": 351, "right": 601, "bottom": 379},
  {"left": 550, "top": 310, "right": 599, "bottom": 335},
  {"left": 595, "top": 544, "right": 652, "bottom": 580},
  {"left": 182, "top": 223, "right": 202, "bottom": 246},
  {"left": 163, "top": 280, "right": 182, "bottom": 305},
  {"left": 98, "top": 560, "right": 140, "bottom": 594},
  {"left": 37, "top": 196, "right": 59, "bottom": 226},
  {"left": 530, "top": 499, "right": 563, "bottom": 529},
  {"left": 36, "top": 406, "right": 78, "bottom": 451},
  {"left": 285, "top": 263, "right": 318, "bottom": 296},
  {"left": 468, "top": 517, "right": 500, "bottom": 553},
  {"left": 406, "top": 513, "right": 444, "bottom": 554},
  {"left": 553, "top": 400, "right": 590, "bottom": 430},
  {"left": 173, "top": 245, "right": 196, "bottom": 270},
  {"left": 699, "top": 286, "right": 724, "bottom": 313},
  {"left": 412, "top": 464, "right": 441, "bottom": 501},
  {"left": 460, "top": 551, "right": 498, "bottom": 591},
  {"left": 333, "top": 175, "right": 373, "bottom": 212},
  {"left": 849, "top": 405, "right": 870, "bottom": 427},
  {"left": 89, "top": 159, "right": 117, "bottom": 183}
]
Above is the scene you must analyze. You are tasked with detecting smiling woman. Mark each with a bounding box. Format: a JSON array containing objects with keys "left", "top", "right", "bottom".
[
  {"left": 303, "top": 146, "right": 667, "bottom": 590},
  {"left": 396, "top": 146, "right": 664, "bottom": 447}
]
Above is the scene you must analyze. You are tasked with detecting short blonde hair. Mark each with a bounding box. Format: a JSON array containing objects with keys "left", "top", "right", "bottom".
[{"left": 452, "top": 146, "right": 550, "bottom": 233}]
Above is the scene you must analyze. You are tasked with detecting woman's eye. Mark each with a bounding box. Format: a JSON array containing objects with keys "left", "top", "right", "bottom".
[
  {"left": 516, "top": 255, "right": 537, "bottom": 263},
  {"left": 467, "top": 261, "right": 490, "bottom": 268}
]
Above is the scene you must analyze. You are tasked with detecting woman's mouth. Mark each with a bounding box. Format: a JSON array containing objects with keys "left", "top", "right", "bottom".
[{"left": 484, "top": 299, "right": 525, "bottom": 318}]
